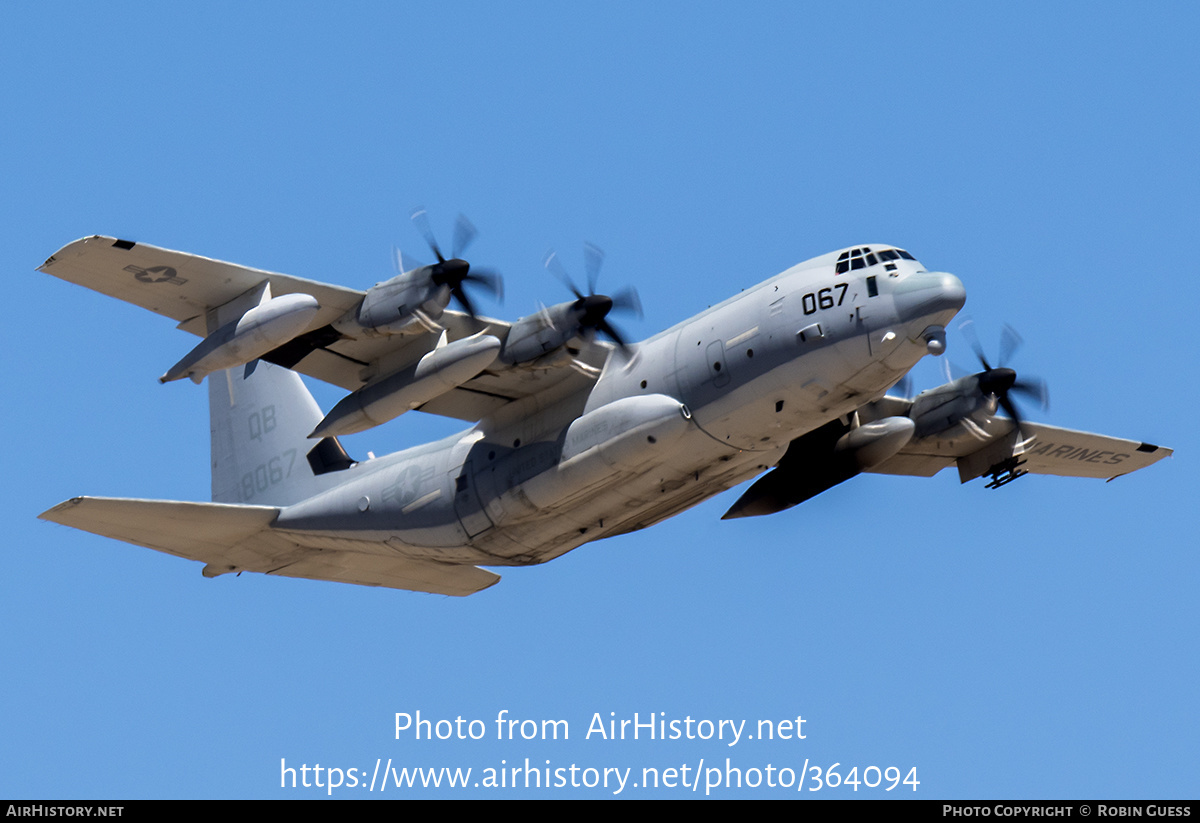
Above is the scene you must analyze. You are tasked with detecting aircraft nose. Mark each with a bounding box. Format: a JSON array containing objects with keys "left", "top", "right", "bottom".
[{"left": 893, "top": 271, "right": 966, "bottom": 320}]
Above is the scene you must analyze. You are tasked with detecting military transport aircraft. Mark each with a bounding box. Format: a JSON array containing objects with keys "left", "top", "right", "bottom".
[{"left": 37, "top": 221, "right": 1172, "bottom": 595}]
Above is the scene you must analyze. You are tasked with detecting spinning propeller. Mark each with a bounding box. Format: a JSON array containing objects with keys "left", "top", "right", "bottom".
[
  {"left": 408, "top": 208, "right": 503, "bottom": 319},
  {"left": 960, "top": 320, "right": 1049, "bottom": 437},
  {"left": 543, "top": 243, "right": 643, "bottom": 352}
]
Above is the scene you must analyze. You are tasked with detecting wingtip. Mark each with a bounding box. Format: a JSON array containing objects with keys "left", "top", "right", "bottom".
[{"left": 38, "top": 497, "right": 87, "bottom": 523}]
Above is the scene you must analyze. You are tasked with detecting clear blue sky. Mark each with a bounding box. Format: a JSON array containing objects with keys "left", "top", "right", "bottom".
[{"left": 3, "top": 2, "right": 1195, "bottom": 798}]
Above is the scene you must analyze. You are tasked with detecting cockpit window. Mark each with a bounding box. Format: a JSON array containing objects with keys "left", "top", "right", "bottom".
[{"left": 836, "top": 246, "right": 913, "bottom": 274}]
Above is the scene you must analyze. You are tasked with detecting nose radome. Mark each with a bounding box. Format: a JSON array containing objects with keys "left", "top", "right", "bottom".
[
  {"left": 939, "top": 273, "right": 967, "bottom": 312},
  {"left": 894, "top": 271, "right": 966, "bottom": 320}
]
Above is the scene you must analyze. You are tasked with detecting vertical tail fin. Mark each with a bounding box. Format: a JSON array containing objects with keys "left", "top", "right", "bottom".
[{"left": 208, "top": 362, "right": 352, "bottom": 506}]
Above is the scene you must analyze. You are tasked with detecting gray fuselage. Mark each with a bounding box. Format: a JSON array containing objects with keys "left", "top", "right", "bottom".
[{"left": 272, "top": 247, "right": 966, "bottom": 567}]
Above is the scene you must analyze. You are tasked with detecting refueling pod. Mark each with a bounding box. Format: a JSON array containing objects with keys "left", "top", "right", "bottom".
[{"left": 161, "top": 288, "right": 320, "bottom": 384}]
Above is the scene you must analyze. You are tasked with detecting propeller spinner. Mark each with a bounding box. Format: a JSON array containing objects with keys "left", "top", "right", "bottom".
[
  {"left": 543, "top": 243, "right": 642, "bottom": 352},
  {"left": 961, "top": 320, "right": 1049, "bottom": 437},
  {"left": 409, "top": 208, "right": 503, "bottom": 319}
]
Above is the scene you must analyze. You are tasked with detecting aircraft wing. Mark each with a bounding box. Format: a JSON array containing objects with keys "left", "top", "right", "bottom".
[
  {"left": 868, "top": 417, "right": 1173, "bottom": 482},
  {"left": 39, "top": 236, "right": 599, "bottom": 422},
  {"left": 39, "top": 496, "right": 500, "bottom": 596},
  {"left": 39, "top": 235, "right": 366, "bottom": 334}
]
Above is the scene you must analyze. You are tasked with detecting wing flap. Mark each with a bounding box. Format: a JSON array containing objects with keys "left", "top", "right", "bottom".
[{"left": 39, "top": 496, "right": 499, "bottom": 596}]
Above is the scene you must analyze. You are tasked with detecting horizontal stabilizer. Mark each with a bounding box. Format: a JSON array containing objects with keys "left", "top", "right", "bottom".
[
  {"left": 39, "top": 496, "right": 279, "bottom": 560},
  {"left": 39, "top": 496, "right": 500, "bottom": 596}
]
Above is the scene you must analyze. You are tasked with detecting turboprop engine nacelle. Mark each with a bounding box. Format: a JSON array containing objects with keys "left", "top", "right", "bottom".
[
  {"left": 498, "top": 303, "right": 584, "bottom": 365},
  {"left": 310, "top": 334, "right": 502, "bottom": 438},
  {"left": 335, "top": 268, "right": 451, "bottom": 338},
  {"left": 160, "top": 292, "right": 320, "bottom": 384},
  {"left": 907, "top": 374, "right": 995, "bottom": 438}
]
